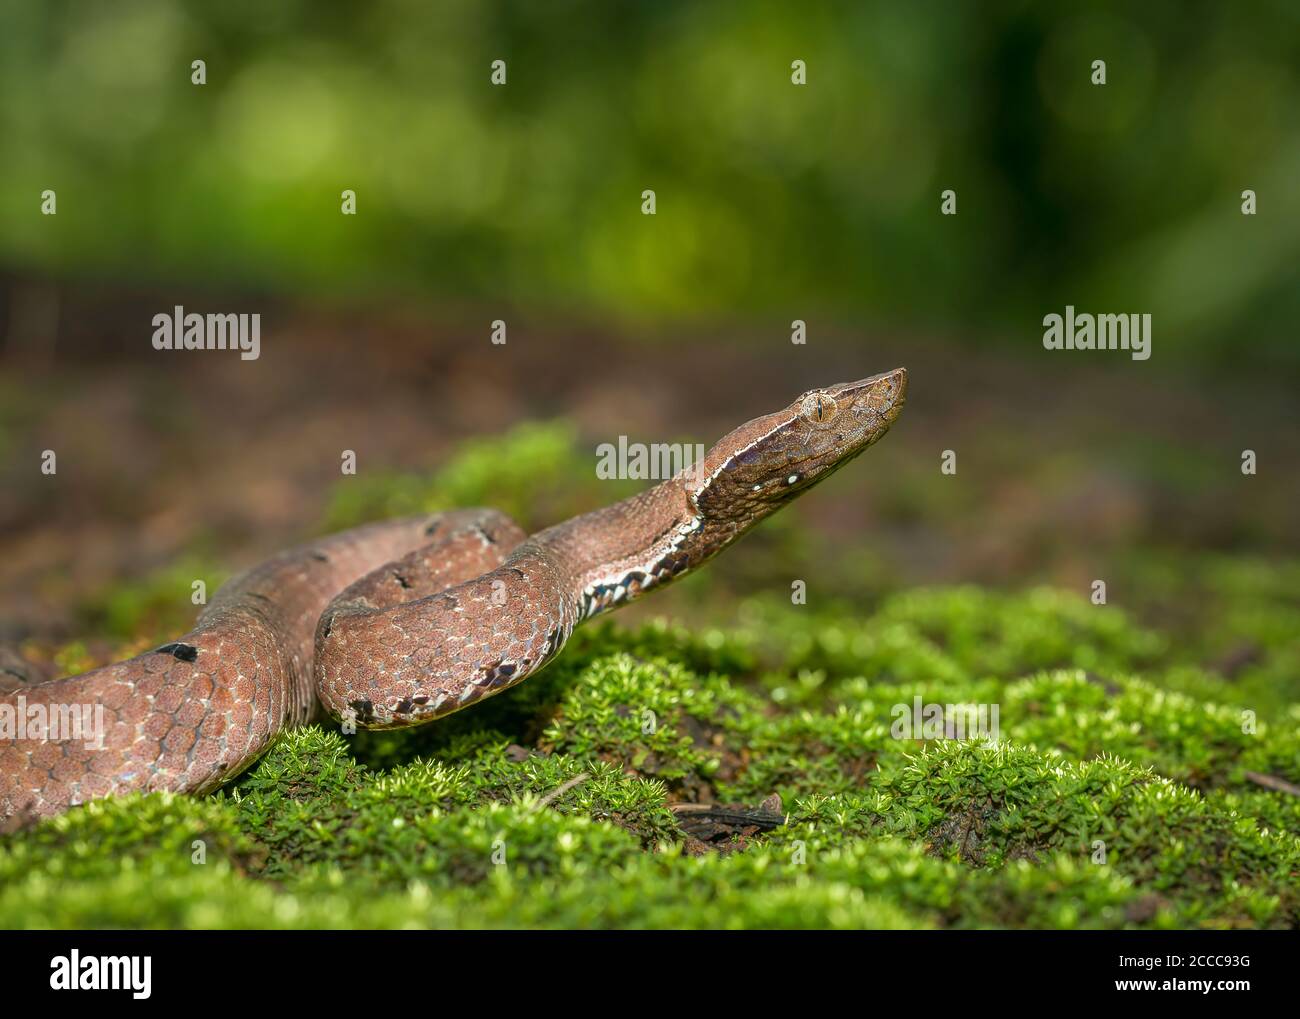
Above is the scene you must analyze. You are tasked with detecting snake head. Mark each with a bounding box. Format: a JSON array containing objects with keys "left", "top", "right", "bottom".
[{"left": 685, "top": 368, "right": 907, "bottom": 521}]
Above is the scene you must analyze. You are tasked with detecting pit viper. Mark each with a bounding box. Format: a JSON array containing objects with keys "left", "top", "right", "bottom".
[{"left": 0, "top": 369, "right": 906, "bottom": 823}]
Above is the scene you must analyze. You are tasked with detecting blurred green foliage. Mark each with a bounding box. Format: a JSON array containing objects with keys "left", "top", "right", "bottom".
[
  {"left": 321, "top": 420, "right": 636, "bottom": 533},
  {"left": 2, "top": 1, "right": 1297, "bottom": 369},
  {"left": 75, "top": 555, "right": 225, "bottom": 641}
]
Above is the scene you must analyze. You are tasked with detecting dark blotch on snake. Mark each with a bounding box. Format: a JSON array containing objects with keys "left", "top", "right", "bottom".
[
  {"left": 155, "top": 642, "right": 198, "bottom": 663},
  {"left": 393, "top": 572, "right": 412, "bottom": 589},
  {"left": 394, "top": 698, "right": 414, "bottom": 714},
  {"left": 310, "top": 551, "right": 329, "bottom": 562},
  {"left": 349, "top": 699, "right": 375, "bottom": 723},
  {"left": 480, "top": 661, "right": 516, "bottom": 688}
]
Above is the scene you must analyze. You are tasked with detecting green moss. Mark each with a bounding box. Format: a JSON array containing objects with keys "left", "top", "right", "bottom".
[
  {"left": 1002, "top": 670, "right": 1300, "bottom": 790},
  {"left": 321, "top": 421, "right": 636, "bottom": 533},
  {"left": 228, "top": 726, "right": 678, "bottom": 880},
  {"left": 1123, "top": 553, "right": 1300, "bottom": 714}
]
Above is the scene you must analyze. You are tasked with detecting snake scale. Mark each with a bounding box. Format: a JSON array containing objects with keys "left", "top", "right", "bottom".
[{"left": 0, "top": 369, "right": 906, "bottom": 824}]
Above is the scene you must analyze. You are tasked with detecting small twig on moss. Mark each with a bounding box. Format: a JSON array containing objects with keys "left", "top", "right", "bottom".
[
  {"left": 670, "top": 802, "right": 787, "bottom": 836},
  {"left": 1243, "top": 771, "right": 1300, "bottom": 798},
  {"left": 533, "top": 771, "right": 590, "bottom": 811}
]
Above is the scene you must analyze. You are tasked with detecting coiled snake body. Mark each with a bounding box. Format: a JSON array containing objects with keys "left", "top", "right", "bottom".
[{"left": 1, "top": 370, "right": 906, "bottom": 823}]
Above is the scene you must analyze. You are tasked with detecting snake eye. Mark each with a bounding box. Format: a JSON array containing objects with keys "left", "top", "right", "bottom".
[{"left": 800, "top": 393, "right": 838, "bottom": 424}]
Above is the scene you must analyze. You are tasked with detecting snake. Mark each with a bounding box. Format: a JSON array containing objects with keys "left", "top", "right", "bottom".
[{"left": 0, "top": 369, "right": 906, "bottom": 824}]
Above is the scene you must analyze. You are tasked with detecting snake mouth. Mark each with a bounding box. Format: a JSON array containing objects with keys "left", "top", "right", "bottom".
[{"left": 885, "top": 368, "right": 908, "bottom": 423}]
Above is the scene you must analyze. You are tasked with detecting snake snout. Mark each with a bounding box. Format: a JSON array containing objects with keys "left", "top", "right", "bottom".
[{"left": 882, "top": 367, "right": 907, "bottom": 421}]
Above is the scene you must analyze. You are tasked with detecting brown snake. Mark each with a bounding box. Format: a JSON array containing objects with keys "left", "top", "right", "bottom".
[{"left": 0, "top": 370, "right": 906, "bottom": 824}]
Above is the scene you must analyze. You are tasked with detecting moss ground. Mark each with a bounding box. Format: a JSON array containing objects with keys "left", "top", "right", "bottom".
[{"left": 3, "top": 425, "right": 1297, "bottom": 929}]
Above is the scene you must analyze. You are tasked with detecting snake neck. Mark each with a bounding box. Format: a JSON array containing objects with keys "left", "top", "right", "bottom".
[{"left": 517, "top": 476, "right": 726, "bottom": 622}]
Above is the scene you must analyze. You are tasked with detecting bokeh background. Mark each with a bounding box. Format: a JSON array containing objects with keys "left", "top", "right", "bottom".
[
  {"left": 3, "top": 0, "right": 1298, "bottom": 358},
  {"left": 0, "top": 0, "right": 1297, "bottom": 707}
]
